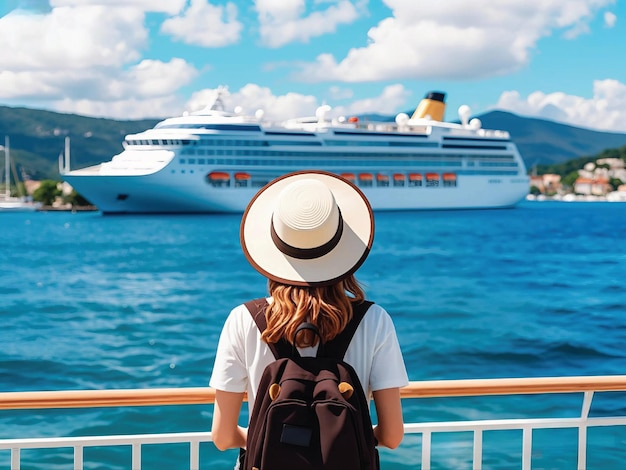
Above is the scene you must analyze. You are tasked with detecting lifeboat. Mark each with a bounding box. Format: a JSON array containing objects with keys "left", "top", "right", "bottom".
[
  {"left": 392, "top": 173, "right": 405, "bottom": 186},
  {"left": 208, "top": 171, "right": 229, "bottom": 180},
  {"left": 207, "top": 171, "right": 230, "bottom": 187},
  {"left": 234, "top": 172, "right": 250, "bottom": 180},
  {"left": 443, "top": 172, "right": 457, "bottom": 187},
  {"left": 408, "top": 173, "right": 423, "bottom": 187},
  {"left": 234, "top": 172, "right": 250, "bottom": 187},
  {"left": 376, "top": 174, "right": 390, "bottom": 187},
  {"left": 340, "top": 172, "right": 356, "bottom": 182},
  {"left": 425, "top": 172, "right": 440, "bottom": 187},
  {"left": 358, "top": 173, "right": 373, "bottom": 186}
]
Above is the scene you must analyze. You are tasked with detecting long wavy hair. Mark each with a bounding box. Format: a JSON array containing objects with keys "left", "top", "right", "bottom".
[{"left": 263, "top": 275, "right": 365, "bottom": 347}]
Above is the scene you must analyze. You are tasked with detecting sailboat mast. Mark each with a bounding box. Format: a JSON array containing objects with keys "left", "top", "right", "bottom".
[
  {"left": 4, "top": 136, "right": 9, "bottom": 199},
  {"left": 65, "top": 136, "right": 70, "bottom": 172}
]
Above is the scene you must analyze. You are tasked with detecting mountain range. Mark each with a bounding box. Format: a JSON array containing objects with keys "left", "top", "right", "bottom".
[{"left": 2, "top": 105, "right": 626, "bottom": 180}]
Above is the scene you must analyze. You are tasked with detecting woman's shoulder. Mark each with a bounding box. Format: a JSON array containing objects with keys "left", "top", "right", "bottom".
[
  {"left": 360, "top": 301, "right": 395, "bottom": 328},
  {"left": 362, "top": 301, "right": 389, "bottom": 316},
  {"left": 224, "top": 299, "right": 268, "bottom": 331}
]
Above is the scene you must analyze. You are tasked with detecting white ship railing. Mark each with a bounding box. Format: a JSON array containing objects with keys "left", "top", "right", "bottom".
[{"left": 1, "top": 375, "right": 626, "bottom": 469}]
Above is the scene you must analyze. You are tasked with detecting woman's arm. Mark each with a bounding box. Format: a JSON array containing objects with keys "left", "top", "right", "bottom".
[
  {"left": 211, "top": 390, "right": 247, "bottom": 450},
  {"left": 372, "top": 387, "right": 404, "bottom": 449}
]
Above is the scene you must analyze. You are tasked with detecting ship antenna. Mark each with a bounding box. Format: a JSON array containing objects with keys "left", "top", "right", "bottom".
[{"left": 209, "top": 86, "right": 228, "bottom": 111}]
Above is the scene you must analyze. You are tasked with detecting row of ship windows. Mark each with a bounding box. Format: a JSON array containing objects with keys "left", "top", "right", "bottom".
[
  {"left": 174, "top": 168, "right": 520, "bottom": 177},
  {"left": 178, "top": 157, "right": 518, "bottom": 168},
  {"left": 205, "top": 171, "right": 459, "bottom": 189},
  {"left": 177, "top": 149, "right": 517, "bottom": 161},
  {"left": 126, "top": 139, "right": 505, "bottom": 151}
]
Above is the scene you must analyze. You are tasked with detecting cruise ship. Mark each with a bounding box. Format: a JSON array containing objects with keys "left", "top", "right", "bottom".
[{"left": 61, "top": 90, "right": 530, "bottom": 214}]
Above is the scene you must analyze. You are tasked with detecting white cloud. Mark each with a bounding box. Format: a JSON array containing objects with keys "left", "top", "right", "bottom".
[
  {"left": 604, "top": 11, "right": 617, "bottom": 27},
  {"left": 124, "top": 59, "right": 199, "bottom": 99},
  {"left": 185, "top": 84, "right": 410, "bottom": 122},
  {"left": 294, "top": 0, "right": 614, "bottom": 82},
  {"left": 161, "top": 0, "right": 242, "bottom": 47},
  {"left": 255, "top": 0, "right": 360, "bottom": 48},
  {"left": 327, "top": 86, "right": 354, "bottom": 101},
  {"left": 53, "top": 95, "right": 186, "bottom": 120},
  {"left": 495, "top": 79, "right": 626, "bottom": 132},
  {"left": 0, "top": 2, "right": 199, "bottom": 118},
  {"left": 0, "top": 6, "right": 147, "bottom": 70},
  {"left": 187, "top": 83, "right": 319, "bottom": 121},
  {"left": 44, "top": 59, "right": 195, "bottom": 119},
  {"left": 50, "top": 0, "right": 186, "bottom": 15},
  {"left": 332, "top": 84, "right": 410, "bottom": 117}
]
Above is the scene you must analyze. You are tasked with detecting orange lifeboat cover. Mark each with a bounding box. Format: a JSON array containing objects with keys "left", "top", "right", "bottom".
[{"left": 209, "top": 171, "right": 230, "bottom": 180}]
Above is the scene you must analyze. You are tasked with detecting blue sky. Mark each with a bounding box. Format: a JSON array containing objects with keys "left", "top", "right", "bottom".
[{"left": 0, "top": 0, "right": 624, "bottom": 132}]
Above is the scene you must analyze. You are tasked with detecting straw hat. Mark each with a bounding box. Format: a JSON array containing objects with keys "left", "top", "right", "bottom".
[{"left": 240, "top": 170, "right": 374, "bottom": 286}]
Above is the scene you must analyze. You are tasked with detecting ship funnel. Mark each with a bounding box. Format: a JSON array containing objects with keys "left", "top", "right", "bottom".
[{"left": 411, "top": 91, "right": 446, "bottom": 121}]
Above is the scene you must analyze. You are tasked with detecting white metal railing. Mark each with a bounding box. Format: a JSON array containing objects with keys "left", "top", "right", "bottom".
[{"left": 2, "top": 376, "right": 626, "bottom": 469}]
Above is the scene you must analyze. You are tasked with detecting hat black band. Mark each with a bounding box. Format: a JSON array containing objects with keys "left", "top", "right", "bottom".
[{"left": 270, "top": 209, "right": 344, "bottom": 260}]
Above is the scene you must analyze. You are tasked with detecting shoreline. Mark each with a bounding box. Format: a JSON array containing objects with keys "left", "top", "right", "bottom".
[
  {"left": 37, "top": 205, "right": 99, "bottom": 212},
  {"left": 527, "top": 193, "right": 626, "bottom": 202}
]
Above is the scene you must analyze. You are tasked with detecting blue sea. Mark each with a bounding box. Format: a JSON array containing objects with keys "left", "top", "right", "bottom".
[{"left": 1, "top": 201, "right": 626, "bottom": 469}]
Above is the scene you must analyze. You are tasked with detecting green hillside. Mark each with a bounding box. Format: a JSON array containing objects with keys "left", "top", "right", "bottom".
[
  {"left": 477, "top": 111, "right": 626, "bottom": 167},
  {"left": 2, "top": 105, "right": 626, "bottom": 180},
  {"left": 534, "top": 145, "right": 626, "bottom": 177},
  {"left": 0, "top": 106, "right": 158, "bottom": 179}
]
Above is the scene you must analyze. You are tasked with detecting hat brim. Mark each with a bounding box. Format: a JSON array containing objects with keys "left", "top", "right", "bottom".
[{"left": 240, "top": 170, "right": 374, "bottom": 287}]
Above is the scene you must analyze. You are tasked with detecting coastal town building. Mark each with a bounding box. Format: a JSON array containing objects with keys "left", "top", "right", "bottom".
[
  {"left": 530, "top": 174, "right": 561, "bottom": 194},
  {"left": 574, "top": 177, "right": 610, "bottom": 196}
]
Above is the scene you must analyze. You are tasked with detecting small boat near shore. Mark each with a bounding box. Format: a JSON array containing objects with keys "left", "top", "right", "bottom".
[
  {"left": 61, "top": 89, "right": 529, "bottom": 214},
  {"left": 1, "top": 137, "right": 41, "bottom": 212}
]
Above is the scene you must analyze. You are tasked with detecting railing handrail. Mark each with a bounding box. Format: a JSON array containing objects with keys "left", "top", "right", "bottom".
[{"left": 2, "top": 375, "right": 626, "bottom": 410}]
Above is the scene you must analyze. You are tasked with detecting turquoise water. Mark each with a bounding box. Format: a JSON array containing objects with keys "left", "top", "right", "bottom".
[{"left": 1, "top": 201, "right": 626, "bottom": 469}]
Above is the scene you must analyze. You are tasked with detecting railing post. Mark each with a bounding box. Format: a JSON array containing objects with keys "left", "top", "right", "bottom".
[
  {"left": 421, "top": 430, "right": 431, "bottom": 470},
  {"left": 473, "top": 429, "right": 483, "bottom": 470},
  {"left": 578, "top": 391, "right": 594, "bottom": 468},
  {"left": 190, "top": 440, "right": 199, "bottom": 470},
  {"left": 522, "top": 426, "right": 532, "bottom": 470},
  {"left": 132, "top": 442, "right": 141, "bottom": 469},
  {"left": 11, "top": 447, "right": 20, "bottom": 470},
  {"left": 74, "top": 444, "right": 84, "bottom": 469}
]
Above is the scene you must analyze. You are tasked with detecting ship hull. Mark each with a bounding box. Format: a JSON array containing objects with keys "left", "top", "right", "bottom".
[{"left": 63, "top": 167, "right": 529, "bottom": 214}]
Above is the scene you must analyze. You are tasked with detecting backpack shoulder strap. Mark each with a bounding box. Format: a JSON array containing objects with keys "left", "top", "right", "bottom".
[
  {"left": 321, "top": 300, "right": 373, "bottom": 359},
  {"left": 244, "top": 298, "right": 374, "bottom": 361},
  {"left": 244, "top": 298, "right": 293, "bottom": 360}
]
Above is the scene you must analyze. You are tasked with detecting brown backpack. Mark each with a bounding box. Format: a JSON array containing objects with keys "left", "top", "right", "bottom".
[{"left": 242, "top": 298, "right": 379, "bottom": 470}]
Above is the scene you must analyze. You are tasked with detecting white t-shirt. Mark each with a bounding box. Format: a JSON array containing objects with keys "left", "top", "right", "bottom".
[{"left": 209, "top": 299, "right": 409, "bottom": 407}]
